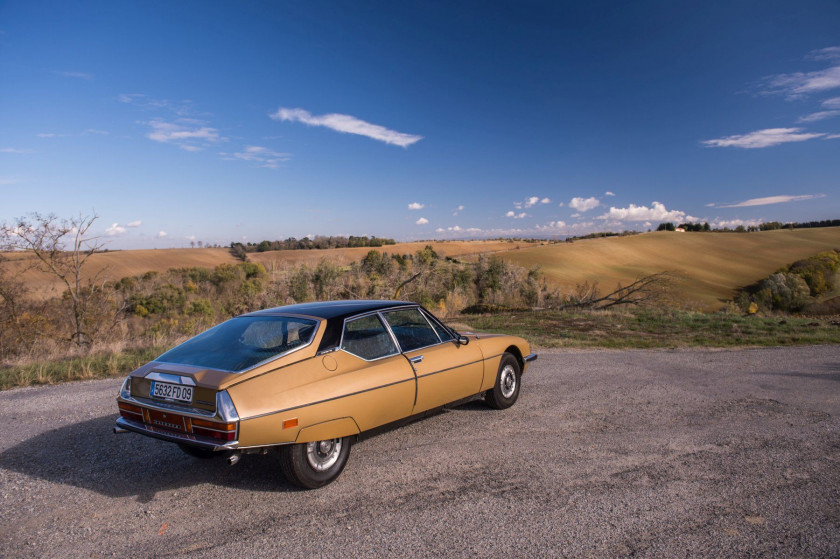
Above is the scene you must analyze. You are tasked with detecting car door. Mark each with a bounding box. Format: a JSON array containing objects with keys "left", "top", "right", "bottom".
[
  {"left": 334, "top": 312, "right": 417, "bottom": 431},
  {"left": 381, "top": 308, "right": 484, "bottom": 414}
]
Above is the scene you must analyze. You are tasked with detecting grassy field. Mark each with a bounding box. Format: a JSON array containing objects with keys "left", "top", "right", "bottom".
[
  {"left": 3, "top": 309, "right": 838, "bottom": 390},
  {"left": 6, "top": 240, "right": 526, "bottom": 299},
  {"left": 494, "top": 228, "right": 840, "bottom": 311},
  {"left": 457, "top": 309, "right": 840, "bottom": 349}
]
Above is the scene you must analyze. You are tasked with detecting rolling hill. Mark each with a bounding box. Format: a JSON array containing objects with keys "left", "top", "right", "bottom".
[{"left": 494, "top": 228, "right": 840, "bottom": 310}]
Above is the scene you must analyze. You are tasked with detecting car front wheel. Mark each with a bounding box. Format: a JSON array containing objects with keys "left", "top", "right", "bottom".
[
  {"left": 485, "top": 353, "right": 521, "bottom": 409},
  {"left": 278, "top": 437, "right": 352, "bottom": 489}
]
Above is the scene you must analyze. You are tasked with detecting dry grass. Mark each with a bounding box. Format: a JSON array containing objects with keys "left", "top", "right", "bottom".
[
  {"left": 5, "top": 240, "right": 528, "bottom": 299},
  {"left": 494, "top": 228, "right": 840, "bottom": 311}
]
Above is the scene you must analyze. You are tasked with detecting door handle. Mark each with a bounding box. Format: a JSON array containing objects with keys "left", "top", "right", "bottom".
[{"left": 410, "top": 355, "right": 423, "bottom": 364}]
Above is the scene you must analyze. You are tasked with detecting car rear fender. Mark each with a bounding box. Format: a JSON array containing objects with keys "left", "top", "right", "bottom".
[{"left": 295, "top": 417, "right": 361, "bottom": 444}]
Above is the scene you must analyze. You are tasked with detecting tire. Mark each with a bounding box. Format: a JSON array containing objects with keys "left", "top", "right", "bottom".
[
  {"left": 278, "top": 437, "right": 352, "bottom": 489},
  {"left": 178, "top": 443, "right": 218, "bottom": 459},
  {"left": 485, "top": 353, "right": 521, "bottom": 410}
]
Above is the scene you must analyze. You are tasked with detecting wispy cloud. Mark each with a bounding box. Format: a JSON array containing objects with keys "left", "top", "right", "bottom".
[
  {"left": 761, "top": 65, "right": 840, "bottom": 99},
  {"left": 219, "top": 145, "right": 291, "bottom": 168},
  {"left": 271, "top": 107, "right": 423, "bottom": 147},
  {"left": 825, "top": 133, "right": 840, "bottom": 139},
  {"left": 702, "top": 127, "right": 824, "bottom": 148},
  {"left": 569, "top": 196, "right": 600, "bottom": 212},
  {"left": 806, "top": 46, "right": 840, "bottom": 62},
  {"left": 157, "top": 231, "right": 168, "bottom": 238},
  {"left": 415, "top": 217, "right": 429, "bottom": 225},
  {"left": 452, "top": 204, "right": 464, "bottom": 216},
  {"left": 712, "top": 218, "right": 764, "bottom": 228},
  {"left": 0, "top": 147, "right": 36, "bottom": 154},
  {"left": 105, "top": 223, "right": 126, "bottom": 236},
  {"left": 797, "top": 110, "right": 840, "bottom": 122},
  {"left": 540, "top": 197, "right": 551, "bottom": 204},
  {"left": 126, "top": 220, "right": 142, "bottom": 228},
  {"left": 0, "top": 177, "right": 21, "bottom": 185},
  {"left": 144, "top": 118, "right": 220, "bottom": 151},
  {"left": 823, "top": 97, "right": 840, "bottom": 108},
  {"left": 55, "top": 71, "right": 92, "bottom": 80},
  {"left": 407, "top": 202, "right": 424, "bottom": 210},
  {"left": 38, "top": 129, "right": 110, "bottom": 138},
  {"left": 119, "top": 94, "right": 196, "bottom": 116},
  {"left": 506, "top": 211, "right": 528, "bottom": 219},
  {"left": 710, "top": 194, "right": 825, "bottom": 208},
  {"left": 605, "top": 191, "right": 616, "bottom": 197},
  {"left": 598, "top": 201, "right": 695, "bottom": 222}
]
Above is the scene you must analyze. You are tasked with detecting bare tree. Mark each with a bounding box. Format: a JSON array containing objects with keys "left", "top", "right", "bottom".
[
  {"left": 559, "top": 272, "right": 675, "bottom": 310},
  {"left": 0, "top": 213, "right": 107, "bottom": 346}
]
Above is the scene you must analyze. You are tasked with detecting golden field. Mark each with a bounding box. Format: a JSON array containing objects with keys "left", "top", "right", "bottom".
[
  {"left": 494, "top": 228, "right": 840, "bottom": 310},
  {"left": 5, "top": 229, "right": 840, "bottom": 309},
  {"left": 5, "top": 240, "right": 526, "bottom": 298}
]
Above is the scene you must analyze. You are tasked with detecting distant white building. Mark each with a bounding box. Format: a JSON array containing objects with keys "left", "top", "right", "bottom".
[{"left": 675, "top": 227, "right": 685, "bottom": 232}]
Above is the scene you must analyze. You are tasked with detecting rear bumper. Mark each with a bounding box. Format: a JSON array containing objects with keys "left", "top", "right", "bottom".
[
  {"left": 115, "top": 416, "right": 238, "bottom": 452},
  {"left": 524, "top": 353, "right": 538, "bottom": 363}
]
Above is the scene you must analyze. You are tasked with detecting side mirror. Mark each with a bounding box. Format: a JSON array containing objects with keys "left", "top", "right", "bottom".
[{"left": 457, "top": 335, "right": 469, "bottom": 346}]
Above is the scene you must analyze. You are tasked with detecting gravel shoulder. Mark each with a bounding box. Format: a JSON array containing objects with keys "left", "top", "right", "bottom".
[{"left": 1, "top": 346, "right": 839, "bottom": 557}]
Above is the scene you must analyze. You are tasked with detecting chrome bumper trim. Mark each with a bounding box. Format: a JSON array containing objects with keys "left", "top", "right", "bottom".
[
  {"left": 114, "top": 417, "right": 239, "bottom": 451},
  {"left": 120, "top": 394, "right": 217, "bottom": 418},
  {"left": 524, "top": 353, "right": 538, "bottom": 363}
]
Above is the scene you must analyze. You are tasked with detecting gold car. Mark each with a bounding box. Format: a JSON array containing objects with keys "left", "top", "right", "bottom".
[{"left": 115, "top": 300, "right": 536, "bottom": 488}]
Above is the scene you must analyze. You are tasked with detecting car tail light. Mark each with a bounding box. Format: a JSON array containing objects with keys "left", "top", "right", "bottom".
[
  {"left": 118, "top": 402, "right": 143, "bottom": 421},
  {"left": 191, "top": 417, "right": 237, "bottom": 441}
]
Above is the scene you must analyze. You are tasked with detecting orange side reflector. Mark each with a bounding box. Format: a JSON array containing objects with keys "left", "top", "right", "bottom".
[{"left": 282, "top": 418, "right": 298, "bottom": 429}]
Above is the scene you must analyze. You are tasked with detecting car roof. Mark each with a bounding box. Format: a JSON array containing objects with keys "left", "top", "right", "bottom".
[
  {"left": 246, "top": 299, "right": 414, "bottom": 320},
  {"left": 245, "top": 300, "right": 420, "bottom": 353}
]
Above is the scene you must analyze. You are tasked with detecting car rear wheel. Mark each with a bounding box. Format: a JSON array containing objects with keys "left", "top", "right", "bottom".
[
  {"left": 485, "top": 353, "right": 521, "bottom": 409},
  {"left": 278, "top": 437, "right": 352, "bottom": 489}
]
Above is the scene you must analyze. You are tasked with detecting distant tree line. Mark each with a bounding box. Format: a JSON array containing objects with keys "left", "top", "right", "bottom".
[
  {"left": 656, "top": 219, "right": 840, "bottom": 233},
  {"left": 230, "top": 235, "right": 396, "bottom": 260}
]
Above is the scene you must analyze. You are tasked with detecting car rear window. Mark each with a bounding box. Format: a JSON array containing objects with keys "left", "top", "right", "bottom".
[
  {"left": 382, "top": 308, "right": 440, "bottom": 352},
  {"left": 156, "top": 316, "right": 318, "bottom": 372},
  {"left": 341, "top": 314, "right": 399, "bottom": 360}
]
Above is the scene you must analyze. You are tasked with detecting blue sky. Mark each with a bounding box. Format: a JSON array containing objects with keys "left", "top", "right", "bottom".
[{"left": 1, "top": 1, "right": 839, "bottom": 248}]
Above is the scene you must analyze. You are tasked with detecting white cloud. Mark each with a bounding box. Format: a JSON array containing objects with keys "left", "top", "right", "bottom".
[
  {"left": 126, "top": 220, "right": 142, "bottom": 228},
  {"left": 408, "top": 202, "right": 424, "bottom": 210},
  {"left": 86, "top": 129, "right": 109, "bottom": 135},
  {"left": 0, "top": 147, "right": 35, "bottom": 154},
  {"left": 825, "top": 134, "right": 840, "bottom": 139},
  {"left": 456, "top": 205, "right": 464, "bottom": 211},
  {"left": 514, "top": 196, "right": 544, "bottom": 209},
  {"left": 448, "top": 225, "right": 461, "bottom": 232},
  {"left": 712, "top": 218, "right": 763, "bottom": 228},
  {"left": 540, "top": 197, "right": 551, "bottom": 204},
  {"left": 569, "top": 196, "right": 601, "bottom": 212},
  {"left": 711, "top": 194, "right": 825, "bottom": 208},
  {"left": 535, "top": 221, "right": 567, "bottom": 231},
  {"left": 570, "top": 213, "right": 581, "bottom": 218},
  {"left": 762, "top": 65, "right": 840, "bottom": 99},
  {"left": 797, "top": 110, "right": 840, "bottom": 122},
  {"left": 806, "top": 46, "right": 840, "bottom": 61},
  {"left": 119, "top": 94, "right": 195, "bottom": 116},
  {"left": 597, "top": 201, "right": 695, "bottom": 222},
  {"left": 506, "top": 211, "right": 527, "bottom": 219},
  {"left": 605, "top": 191, "right": 616, "bottom": 196},
  {"left": 55, "top": 71, "right": 92, "bottom": 80},
  {"left": 435, "top": 227, "right": 445, "bottom": 233},
  {"left": 557, "top": 202, "right": 564, "bottom": 207},
  {"left": 157, "top": 231, "right": 168, "bottom": 238},
  {"left": 185, "top": 235, "right": 196, "bottom": 241},
  {"left": 271, "top": 107, "right": 423, "bottom": 147},
  {"left": 415, "top": 217, "right": 429, "bottom": 225},
  {"left": 823, "top": 97, "right": 840, "bottom": 108},
  {"left": 702, "top": 128, "right": 824, "bottom": 148},
  {"left": 524, "top": 196, "right": 540, "bottom": 208},
  {"left": 144, "top": 118, "right": 220, "bottom": 150},
  {"left": 105, "top": 223, "right": 126, "bottom": 236},
  {"left": 453, "top": 204, "right": 464, "bottom": 216},
  {"left": 219, "top": 145, "right": 291, "bottom": 168}
]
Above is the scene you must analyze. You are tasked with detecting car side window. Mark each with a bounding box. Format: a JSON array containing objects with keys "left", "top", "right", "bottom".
[
  {"left": 422, "top": 310, "right": 454, "bottom": 342},
  {"left": 382, "top": 308, "right": 440, "bottom": 352},
  {"left": 341, "top": 314, "right": 399, "bottom": 360}
]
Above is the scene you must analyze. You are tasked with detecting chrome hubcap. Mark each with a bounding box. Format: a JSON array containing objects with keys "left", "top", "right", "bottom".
[
  {"left": 500, "top": 364, "right": 517, "bottom": 398},
  {"left": 306, "top": 438, "right": 342, "bottom": 471}
]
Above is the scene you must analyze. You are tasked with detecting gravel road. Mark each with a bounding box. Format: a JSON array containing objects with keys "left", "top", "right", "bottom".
[{"left": 1, "top": 346, "right": 839, "bottom": 558}]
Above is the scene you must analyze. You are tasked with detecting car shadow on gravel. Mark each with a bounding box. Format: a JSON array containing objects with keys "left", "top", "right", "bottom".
[{"left": 0, "top": 415, "right": 300, "bottom": 501}]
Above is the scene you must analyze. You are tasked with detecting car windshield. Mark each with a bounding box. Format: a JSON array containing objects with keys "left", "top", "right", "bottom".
[{"left": 156, "top": 315, "right": 318, "bottom": 372}]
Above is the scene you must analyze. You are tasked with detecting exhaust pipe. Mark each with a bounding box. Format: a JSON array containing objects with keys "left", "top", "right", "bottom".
[
  {"left": 114, "top": 427, "right": 128, "bottom": 434},
  {"left": 227, "top": 452, "right": 241, "bottom": 466}
]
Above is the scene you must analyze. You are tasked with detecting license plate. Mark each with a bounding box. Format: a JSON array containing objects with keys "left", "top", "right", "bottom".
[{"left": 150, "top": 381, "right": 193, "bottom": 403}]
